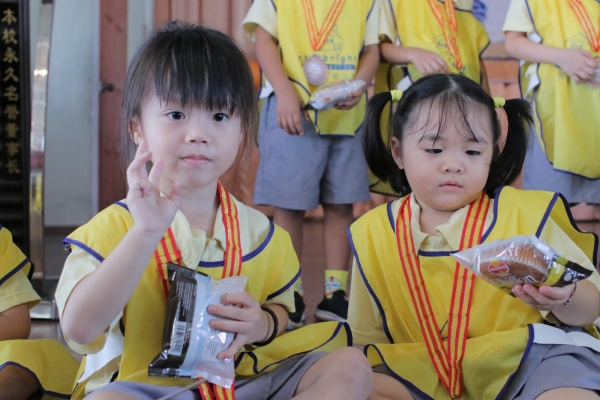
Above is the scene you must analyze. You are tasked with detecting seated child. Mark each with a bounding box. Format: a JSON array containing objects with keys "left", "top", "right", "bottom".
[
  {"left": 0, "top": 225, "right": 78, "bottom": 400},
  {"left": 349, "top": 73, "right": 600, "bottom": 399},
  {"left": 55, "top": 22, "right": 372, "bottom": 400}
]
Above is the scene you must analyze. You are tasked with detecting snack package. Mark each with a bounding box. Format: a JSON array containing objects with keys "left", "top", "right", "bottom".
[
  {"left": 307, "top": 80, "right": 366, "bottom": 111},
  {"left": 149, "top": 263, "right": 248, "bottom": 388},
  {"left": 452, "top": 235, "right": 592, "bottom": 294}
]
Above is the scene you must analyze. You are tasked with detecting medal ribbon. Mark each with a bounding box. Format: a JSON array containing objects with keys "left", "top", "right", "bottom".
[
  {"left": 154, "top": 182, "right": 241, "bottom": 400},
  {"left": 568, "top": 0, "right": 600, "bottom": 52},
  {"left": 427, "top": 0, "right": 463, "bottom": 69},
  {"left": 301, "top": 0, "right": 346, "bottom": 51},
  {"left": 395, "top": 193, "right": 490, "bottom": 398}
]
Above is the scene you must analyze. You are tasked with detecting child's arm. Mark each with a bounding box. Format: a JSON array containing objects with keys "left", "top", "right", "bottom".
[
  {"left": 61, "top": 142, "right": 183, "bottom": 345},
  {"left": 208, "top": 292, "right": 289, "bottom": 359},
  {"left": 0, "top": 304, "right": 30, "bottom": 341},
  {"left": 512, "top": 280, "right": 600, "bottom": 326},
  {"left": 380, "top": 39, "right": 449, "bottom": 76},
  {"left": 335, "top": 44, "right": 380, "bottom": 110},
  {"left": 255, "top": 26, "right": 310, "bottom": 136},
  {"left": 505, "top": 31, "right": 598, "bottom": 83}
]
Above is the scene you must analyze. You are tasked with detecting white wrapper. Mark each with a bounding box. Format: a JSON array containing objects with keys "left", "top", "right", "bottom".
[{"left": 308, "top": 80, "right": 366, "bottom": 110}]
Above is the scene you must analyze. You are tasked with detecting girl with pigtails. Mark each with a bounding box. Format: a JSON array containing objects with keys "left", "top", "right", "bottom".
[{"left": 348, "top": 73, "right": 600, "bottom": 400}]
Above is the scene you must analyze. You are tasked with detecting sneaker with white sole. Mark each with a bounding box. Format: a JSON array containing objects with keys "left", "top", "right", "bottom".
[
  {"left": 287, "top": 291, "right": 306, "bottom": 330},
  {"left": 314, "top": 290, "right": 348, "bottom": 322}
]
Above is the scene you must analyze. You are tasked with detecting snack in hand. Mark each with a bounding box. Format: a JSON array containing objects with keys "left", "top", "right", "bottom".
[
  {"left": 307, "top": 80, "right": 366, "bottom": 111},
  {"left": 452, "top": 235, "right": 592, "bottom": 294}
]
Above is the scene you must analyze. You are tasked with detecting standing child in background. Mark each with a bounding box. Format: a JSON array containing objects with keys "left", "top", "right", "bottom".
[
  {"left": 242, "top": 0, "right": 380, "bottom": 328},
  {"left": 0, "top": 225, "right": 78, "bottom": 400},
  {"left": 349, "top": 74, "right": 600, "bottom": 399},
  {"left": 55, "top": 22, "right": 372, "bottom": 400},
  {"left": 371, "top": 0, "right": 490, "bottom": 196},
  {"left": 504, "top": 0, "right": 600, "bottom": 214}
]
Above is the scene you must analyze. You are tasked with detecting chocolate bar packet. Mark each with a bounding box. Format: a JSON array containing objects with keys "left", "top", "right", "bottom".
[
  {"left": 452, "top": 235, "right": 592, "bottom": 295},
  {"left": 148, "top": 263, "right": 247, "bottom": 388}
]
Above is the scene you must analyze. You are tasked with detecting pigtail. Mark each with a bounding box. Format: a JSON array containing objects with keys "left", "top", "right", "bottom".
[
  {"left": 363, "top": 92, "right": 408, "bottom": 194},
  {"left": 485, "top": 98, "right": 533, "bottom": 196}
]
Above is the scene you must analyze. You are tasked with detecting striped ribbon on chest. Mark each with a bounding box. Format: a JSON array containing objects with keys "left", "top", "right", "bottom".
[
  {"left": 568, "top": 0, "right": 600, "bottom": 52},
  {"left": 301, "top": 0, "right": 346, "bottom": 51},
  {"left": 427, "top": 0, "right": 463, "bottom": 69},
  {"left": 154, "top": 182, "right": 241, "bottom": 400},
  {"left": 395, "top": 193, "right": 490, "bottom": 398}
]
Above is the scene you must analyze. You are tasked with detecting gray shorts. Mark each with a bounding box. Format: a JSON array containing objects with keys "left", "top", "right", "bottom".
[
  {"left": 254, "top": 95, "right": 370, "bottom": 211},
  {"left": 89, "top": 352, "right": 324, "bottom": 400},
  {"left": 374, "top": 343, "right": 600, "bottom": 399}
]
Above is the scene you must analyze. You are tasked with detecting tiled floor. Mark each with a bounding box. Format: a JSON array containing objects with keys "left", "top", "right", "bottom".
[{"left": 31, "top": 217, "right": 600, "bottom": 362}]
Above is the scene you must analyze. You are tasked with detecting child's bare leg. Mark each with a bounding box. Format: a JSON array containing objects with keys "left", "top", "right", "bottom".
[
  {"left": 273, "top": 208, "right": 305, "bottom": 258},
  {"left": 0, "top": 365, "right": 39, "bottom": 400},
  {"left": 322, "top": 204, "right": 353, "bottom": 272},
  {"left": 536, "top": 388, "right": 600, "bottom": 399},
  {"left": 368, "top": 372, "right": 415, "bottom": 400},
  {"left": 294, "top": 347, "right": 372, "bottom": 399}
]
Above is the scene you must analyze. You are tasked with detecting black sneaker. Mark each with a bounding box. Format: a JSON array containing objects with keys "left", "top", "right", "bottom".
[
  {"left": 314, "top": 290, "right": 348, "bottom": 322},
  {"left": 287, "top": 291, "right": 306, "bottom": 330}
]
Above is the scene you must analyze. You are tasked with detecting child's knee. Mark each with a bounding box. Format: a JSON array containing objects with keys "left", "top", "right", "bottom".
[{"left": 326, "top": 347, "right": 373, "bottom": 384}]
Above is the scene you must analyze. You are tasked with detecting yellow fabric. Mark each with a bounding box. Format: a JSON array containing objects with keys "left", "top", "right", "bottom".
[
  {"left": 503, "top": 0, "right": 535, "bottom": 34},
  {"left": 0, "top": 226, "right": 78, "bottom": 399},
  {"left": 348, "top": 187, "right": 600, "bottom": 399},
  {"left": 57, "top": 198, "right": 349, "bottom": 398},
  {"left": 243, "top": 0, "right": 379, "bottom": 136},
  {"left": 518, "top": 0, "right": 600, "bottom": 178}
]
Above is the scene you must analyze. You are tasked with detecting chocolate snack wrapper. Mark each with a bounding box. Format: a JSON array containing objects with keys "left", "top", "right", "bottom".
[
  {"left": 148, "top": 263, "right": 247, "bottom": 388},
  {"left": 452, "top": 235, "right": 592, "bottom": 295}
]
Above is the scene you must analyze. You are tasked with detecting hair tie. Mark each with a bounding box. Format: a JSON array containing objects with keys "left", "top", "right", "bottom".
[
  {"left": 493, "top": 97, "right": 509, "bottom": 152},
  {"left": 390, "top": 89, "right": 403, "bottom": 102}
]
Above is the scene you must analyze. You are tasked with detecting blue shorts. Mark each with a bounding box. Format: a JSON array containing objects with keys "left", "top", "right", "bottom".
[{"left": 254, "top": 95, "right": 370, "bottom": 211}]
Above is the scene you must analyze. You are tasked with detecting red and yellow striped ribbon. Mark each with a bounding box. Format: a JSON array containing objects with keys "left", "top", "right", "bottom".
[
  {"left": 395, "top": 193, "right": 490, "bottom": 398},
  {"left": 301, "top": 0, "right": 346, "bottom": 51},
  {"left": 568, "top": 0, "right": 600, "bottom": 52},
  {"left": 154, "top": 182, "right": 241, "bottom": 400},
  {"left": 427, "top": 0, "right": 463, "bottom": 70}
]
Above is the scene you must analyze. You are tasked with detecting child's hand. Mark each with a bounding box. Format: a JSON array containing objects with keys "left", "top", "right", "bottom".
[
  {"left": 556, "top": 49, "right": 597, "bottom": 83},
  {"left": 208, "top": 292, "right": 271, "bottom": 359},
  {"left": 408, "top": 48, "right": 449, "bottom": 76},
  {"left": 335, "top": 85, "right": 367, "bottom": 110},
  {"left": 277, "top": 87, "right": 310, "bottom": 135},
  {"left": 512, "top": 283, "right": 575, "bottom": 311},
  {"left": 126, "top": 140, "right": 183, "bottom": 237}
]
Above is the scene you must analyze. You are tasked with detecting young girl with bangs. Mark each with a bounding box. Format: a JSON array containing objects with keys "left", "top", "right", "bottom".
[
  {"left": 348, "top": 73, "right": 600, "bottom": 400},
  {"left": 55, "top": 22, "right": 371, "bottom": 400}
]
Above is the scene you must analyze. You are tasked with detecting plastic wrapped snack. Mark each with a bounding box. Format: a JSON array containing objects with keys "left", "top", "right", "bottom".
[
  {"left": 149, "top": 263, "right": 248, "bottom": 388},
  {"left": 452, "top": 235, "right": 592, "bottom": 294},
  {"left": 307, "top": 80, "right": 366, "bottom": 111},
  {"left": 592, "top": 62, "right": 600, "bottom": 87}
]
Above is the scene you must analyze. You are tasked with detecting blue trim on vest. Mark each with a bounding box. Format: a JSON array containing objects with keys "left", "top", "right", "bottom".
[
  {"left": 0, "top": 258, "right": 29, "bottom": 286},
  {"left": 269, "top": 0, "right": 276, "bottom": 11},
  {"left": 367, "top": 0, "right": 376, "bottom": 19},
  {"left": 198, "top": 221, "right": 275, "bottom": 267},
  {"left": 0, "top": 362, "right": 71, "bottom": 399},
  {"left": 481, "top": 186, "right": 501, "bottom": 242},
  {"left": 558, "top": 192, "right": 599, "bottom": 266},
  {"left": 63, "top": 238, "right": 105, "bottom": 263},
  {"left": 348, "top": 228, "right": 395, "bottom": 344},
  {"left": 267, "top": 269, "right": 301, "bottom": 300},
  {"left": 535, "top": 193, "right": 558, "bottom": 238},
  {"left": 115, "top": 201, "right": 128, "bottom": 210},
  {"left": 417, "top": 250, "right": 457, "bottom": 257},
  {"left": 495, "top": 324, "right": 535, "bottom": 400},
  {"left": 387, "top": 201, "right": 395, "bottom": 232},
  {"left": 363, "top": 344, "right": 433, "bottom": 400},
  {"left": 238, "top": 322, "right": 350, "bottom": 375}
]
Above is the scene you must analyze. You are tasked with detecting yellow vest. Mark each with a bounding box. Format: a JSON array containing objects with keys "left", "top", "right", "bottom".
[
  {"left": 0, "top": 227, "right": 79, "bottom": 399},
  {"left": 67, "top": 204, "right": 349, "bottom": 399},
  {"left": 349, "top": 187, "right": 597, "bottom": 399},
  {"left": 522, "top": 0, "right": 600, "bottom": 179},
  {"left": 275, "top": 0, "right": 375, "bottom": 136},
  {"left": 371, "top": 0, "right": 489, "bottom": 196}
]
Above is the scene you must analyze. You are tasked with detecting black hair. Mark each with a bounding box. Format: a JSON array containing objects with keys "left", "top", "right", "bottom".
[
  {"left": 363, "top": 74, "right": 532, "bottom": 198},
  {"left": 120, "top": 21, "right": 258, "bottom": 165}
]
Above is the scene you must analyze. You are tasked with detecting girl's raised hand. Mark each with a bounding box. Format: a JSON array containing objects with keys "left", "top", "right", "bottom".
[
  {"left": 512, "top": 283, "right": 574, "bottom": 311},
  {"left": 207, "top": 292, "right": 271, "bottom": 359},
  {"left": 408, "top": 48, "right": 449, "bottom": 76},
  {"left": 126, "top": 140, "right": 183, "bottom": 237}
]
